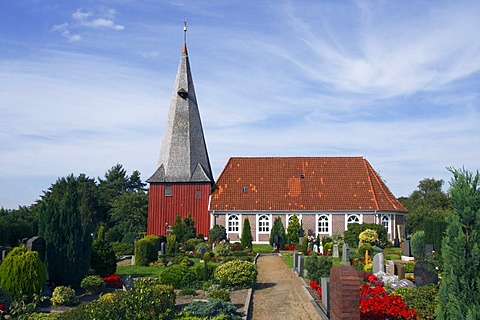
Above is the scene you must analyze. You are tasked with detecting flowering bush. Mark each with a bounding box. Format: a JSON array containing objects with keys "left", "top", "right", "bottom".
[
  {"left": 359, "top": 229, "right": 378, "bottom": 244},
  {"left": 309, "top": 280, "right": 322, "bottom": 300},
  {"left": 360, "top": 284, "right": 418, "bottom": 319},
  {"left": 102, "top": 274, "right": 123, "bottom": 288},
  {"left": 214, "top": 260, "right": 257, "bottom": 288}
]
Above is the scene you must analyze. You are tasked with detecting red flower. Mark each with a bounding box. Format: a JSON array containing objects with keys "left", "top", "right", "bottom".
[
  {"left": 102, "top": 274, "right": 123, "bottom": 288},
  {"left": 0, "top": 304, "right": 6, "bottom": 311},
  {"left": 360, "top": 284, "right": 418, "bottom": 319}
]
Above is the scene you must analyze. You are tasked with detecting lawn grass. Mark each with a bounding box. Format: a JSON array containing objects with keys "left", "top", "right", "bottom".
[
  {"left": 384, "top": 247, "right": 402, "bottom": 260},
  {"left": 253, "top": 244, "right": 274, "bottom": 253},
  {"left": 116, "top": 265, "right": 165, "bottom": 278},
  {"left": 281, "top": 253, "right": 293, "bottom": 268}
]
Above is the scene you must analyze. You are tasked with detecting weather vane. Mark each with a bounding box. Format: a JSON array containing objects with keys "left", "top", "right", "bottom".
[{"left": 183, "top": 19, "right": 188, "bottom": 44}]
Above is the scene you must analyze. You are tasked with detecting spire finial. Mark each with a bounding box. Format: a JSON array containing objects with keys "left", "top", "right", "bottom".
[{"left": 182, "top": 19, "right": 188, "bottom": 54}]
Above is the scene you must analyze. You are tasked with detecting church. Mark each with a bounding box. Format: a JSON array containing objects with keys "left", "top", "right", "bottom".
[{"left": 147, "top": 29, "right": 407, "bottom": 243}]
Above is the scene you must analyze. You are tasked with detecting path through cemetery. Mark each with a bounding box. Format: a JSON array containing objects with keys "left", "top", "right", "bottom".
[{"left": 251, "top": 254, "right": 321, "bottom": 319}]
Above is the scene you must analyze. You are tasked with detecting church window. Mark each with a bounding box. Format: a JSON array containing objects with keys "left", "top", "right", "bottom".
[
  {"left": 318, "top": 215, "right": 330, "bottom": 234},
  {"left": 381, "top": 214, "right": 390, "bottom": 232},
  {"left": 165, "top": 185, "right": 172, "bottom": 197},
  {"left": 228, "top": 215, "right": 240, "bottom": 232},
  {"left": 258, "top": 214, "right": 270, "bottom": 233},
  {"left": 195, "top": 190, "right": 201, "bottom": 199}
]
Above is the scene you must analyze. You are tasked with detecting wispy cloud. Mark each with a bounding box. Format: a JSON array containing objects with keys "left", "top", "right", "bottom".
[{"left": 52, "top": 7, "right": 125, "bottom": 41}]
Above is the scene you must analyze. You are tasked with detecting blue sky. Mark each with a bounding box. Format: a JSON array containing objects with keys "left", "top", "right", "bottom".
[{"left": 1, "top": 1, "right": 479, "bottom": 209}]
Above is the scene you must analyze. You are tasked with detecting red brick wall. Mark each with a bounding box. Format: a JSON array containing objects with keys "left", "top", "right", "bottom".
[{"left": 330, "top": 266, "right": 360, "bottom": 320}]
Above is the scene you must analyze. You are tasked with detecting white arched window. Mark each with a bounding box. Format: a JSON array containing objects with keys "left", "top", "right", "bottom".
[
  {"left": 227, "top": 214, "right": 240, "bottom": 233},
  {"left": 381, "top": 214, "right": 390, "bottom": 233},
  {"left": 258, "top": 215, "right": 270, "bottom": 233},
  {"left": 345, "top": 214, "right": 361, "bottom": 231},
  {"left": 317, "top": 214, "right": 330, "bottom": 234}
]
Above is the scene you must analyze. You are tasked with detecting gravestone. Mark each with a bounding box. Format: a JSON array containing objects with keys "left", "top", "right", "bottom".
[
  {"left": 319, "top": 244, "right": 324, "bottom": 255},
  {"left": 332, "top": 244, "right": 339, "bottom": 258},
  {"left": 160, "top": 242, "right": 166, "bottom": 255},
  {"left": 321, "top": 277, "right": 330, "bottom": 316},
  {"left": 401, "top": 240, "right": 414, "bottom": 261},
  {"left": 414, "top": 260, "right": 438, "bottom": 287},
  {"left": 26, "top": 236, "right": 46, "bottom": 262},
  {"left": 313, "top": 244, "right": 318, "bottom": 253},
  {"left": 0, "top": 246, "right": 7, "bottom": 262},
  {"left": 385, "top": 260, "right": 395, "bottom": 276},
  {"left": 293, "top": 250, "right": 298, "bottom": 272},
  {"left": 390, "top": 279, "right": 415, "bottom": 290},
  {"left": 372, "top": 252, "right": 385, "bottom": 274},
  {"left": 297, "top": 254, "right": 304, "bottom": 276},
  {"left": 342, "top": 243, "right": 350, "bottom": 264},
  {"left": 199, "top": 246, "right": 206, "bottom": 262},
  {"left": 395, "top": 262, "right": 405, "bottom": 279},
  {"left": 425, "top": 244, "right": 434, "bottom": 256}
]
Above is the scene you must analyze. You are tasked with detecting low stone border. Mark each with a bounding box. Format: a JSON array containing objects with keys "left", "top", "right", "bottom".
[
  {"left": 299, "top": 277, "right": 329, "bottom": 320},
  {"left": 243, "top": 253, "right": 260, "bottom": 320}
]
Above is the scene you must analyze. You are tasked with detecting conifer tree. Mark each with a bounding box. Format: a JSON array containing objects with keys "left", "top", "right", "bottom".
[
  {"left": 269, "top": 217, "right": 286, "bottom": 250},
  {"left": 38, "top": 174, "right": 96, "bottom": 286},
  {"left": 241, "top": 218, "right": 253, "bottom": 251},
  {"left": 436, "top": 168, "right": 480, "bottom": 319},
  {"left": 286, "top": 214, "right": 301, "bottom": 246}
]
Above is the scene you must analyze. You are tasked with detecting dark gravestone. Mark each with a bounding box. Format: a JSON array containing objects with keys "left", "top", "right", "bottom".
[
  {"left": 160, "top": 242, "right": 166, "bottom": 256},
  {"left": 26, "top": 236, "right": 46, "bottom": 262},
  {"left": 342, "top": 243, "right": 350, "bottom": 264},
  {"left": 293, "top": 250, "right": 298, "bottom": 272},
  {"left": 414, "top": 260, "right": 438, "bottom": 287},
  {"left": 297, "top": 254, "right": 304, "bottom": 277},
  {"left": 402, "top": 240, "right": 412, "bottom": 257}
]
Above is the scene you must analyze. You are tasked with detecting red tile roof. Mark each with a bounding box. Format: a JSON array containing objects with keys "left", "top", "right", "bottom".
[{"left": 210, "top": 157, "right": 407, "bottom": 212}]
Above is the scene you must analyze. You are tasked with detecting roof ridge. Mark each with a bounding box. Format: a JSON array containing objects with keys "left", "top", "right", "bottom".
[{"left": 363, "top": 159, "right": 380, "bottom": 210}]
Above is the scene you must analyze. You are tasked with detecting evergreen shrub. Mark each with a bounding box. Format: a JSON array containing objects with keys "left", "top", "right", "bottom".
[
  {"left": 90, "top": 240, "right": 117, "bottom": 277},
  {"left": 110, "top": 241, "right": 134, "bottom": 257},
  {"left": 304, "top": 254, "right": 333, "bottom": 283},
  {"left": 184, "top": 298, "right": 242, "bottom": 319},
  {"left": 344, "top": 223, "right": 389, "bottom": 247},
  {"left": 51, "top": 286, "right": 78, "bottom": 306},
  {"left": 80, "top": 275, "right": 106, "bottom": 293},
  {"left": 0, "top": 246, "right": 47, "bottom": 301},
  {"left": 214, "top": 260, "right": 257, "bottom": 288},
  {"left": 134, "top": 235, "right": 159, "bottom": 266},
  {"left": 410, "top": 230, "right": 426, "bottom": 261},
  {"left": 209, "top": 225, "right": 227, "bottom": 243},
  {"left": 192, "top": 263, "right": 216, "bottom": 281},
  {"left": 241, "top": 218, "right": 253, "bottom": 251},
  {"left": 159, "top": 264, "right": 196, "bottom": 289}
]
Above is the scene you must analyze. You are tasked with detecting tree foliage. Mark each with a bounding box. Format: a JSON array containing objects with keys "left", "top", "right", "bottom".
[
  {"left": 344, "top": 223, "right": 388, "bottom": 248},
  {"left": 91, "top": 240, "right": 117, "bottom": 277},
  {"left": 208, "top": 225, "right": 226, "bottom": 243},
  {"left": 269, "top": 217, "right": 286, "bottom": 250},
  {"left": 241, "top": 218, "right": 253, "bottom": 251},
  {"left": 109, "top": 192, "right": 148, "bottom": 234},
  {"left": 0, "top": 206, "right": 38, "bottom": 247},
  {"left": 436, "top": 168, "right": 480, "bottom": 319},
  {"left": 38, "top": 174, "right": 96, "bottom": 286},
  {"left": 0, "top": 246, "right": 47, "bottom": 301},
  {"left": 399, "top": 178, "right": 452, "bottom": 235}
]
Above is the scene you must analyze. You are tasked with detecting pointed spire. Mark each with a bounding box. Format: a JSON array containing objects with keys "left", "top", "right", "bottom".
[
  {"left": 147, "top": 22, "right": 213, "bottom": 184},
  {"left": 182, "top": 19, "right": 188, "bottom": 55}
]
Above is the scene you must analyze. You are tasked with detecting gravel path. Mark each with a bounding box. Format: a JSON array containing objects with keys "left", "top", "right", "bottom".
[{"left": 251, "top": 254, "right": 321, "bottom": 320}]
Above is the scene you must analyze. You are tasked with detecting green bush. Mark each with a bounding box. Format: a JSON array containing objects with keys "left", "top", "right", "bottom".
[
  {"left": 184, "top": 298, "right": 242, "bottom": 319},
  {"left": 110, "top": 241, "right": 134, "bottom": 257},
  {"left": 214, "top": 260, "right": 257, "bottom": 288},
  {"left": 0, "top": 246, "right": 47, "bottom": 301},
  {"left": 410, "top": 230, "right": 426, "bottom": 261},
  {"left": 179, "top": 288, "right": 197, "bottom": 296},
  {"left": 359, "top": 229, "right": 378, "bottom": 244},
  {"left": 60, "top": 284, "right": 176, "bottom": 320},
  {"left": 213, "top": 243, "right": 231, "bottom": 257},
  {"left": 122, "top": 232, "right": 138, "bottom": 244},
  {"left": 323, "top": 242, "right": 333, "bottom": 253},
  {"left": 80, "top": 275, "right": 106, "bottom": 293},
  {"left": 51, "top": 286, "right": 78, "bottom": 306},
  {"left": 160, "top": 264, "right": 196, "bottom": 289},
  {"left": 344, "top": 223, "right": 389, "bottom": 247},
  {"left": 393, "top": 285, "right": 439, "bottom": 319},
  {"left": 134, "top": 235, "right": 160, "bottom": 266},
  {"left": 358, "top": 243, "right": 374, "bottom": 257},
  {"left": 192, "top": 263, "right": 217, "bottom": 281},
  {"left": 304, "top": 254, "right": 333, "bottom": 283},
  {"left": 185, "top": 238, "right": 203, "bottom": 252},
  {"left": 90, "top": 240, "right": 117, "bottom": 277},
  {"left": 241, "top": 218, "right": 253, "bottom": 251},
  {"left": 209, "top": 225, "right": 227, "bottom": 243},
  {"left": 206, "top": 285, "right": 230, "bottom": 302}
]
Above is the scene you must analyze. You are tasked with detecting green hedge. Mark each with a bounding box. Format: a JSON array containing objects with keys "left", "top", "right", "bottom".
[
  {"left": 304, "top": 254, "right": 333, "bottom": 283},
  {"left": 134, "top": 235, "right": 160, "bottom": 266},
  {"left": 214, "top": 260, "right": 257, "bottom": 288},
  {"left": 159, "top": 264, "right": 196, "bottom": 289}
]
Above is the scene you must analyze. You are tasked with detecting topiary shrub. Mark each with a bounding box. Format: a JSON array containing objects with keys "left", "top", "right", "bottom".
[
  {"left": 159, "top": 264, "right": 196, "bottom": 289},
  {"left": 304, "top": 254, "right": 333, "bottom": 283},
  {"left": 184, "top": 298, "right": 242, "bottom": 319},
  {"left": 90, "top": 240, "right": 117, "bottom": 277},
  {"left": 51, "top": 286, "right": 78, "bottom": 306},
  {"left": 80, "top": 275, "right": 106, "bottom": 293},
  {"left": 134, "top": 235, "right": 160, "bottom": 266},
  {"left": 214, "top": 260, "right": 257, "bottom": 288},
  {"left": 0, "top": 246, "right": 47, "bottom": 301},
  {"left": 358, "top": 243, "right": 374, "bottom": 257},
  {"left": 410, "top": 230, "right": 426, "bottom": 261}
]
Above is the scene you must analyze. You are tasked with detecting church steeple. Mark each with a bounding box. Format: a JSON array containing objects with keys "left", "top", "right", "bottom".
[{"left": 147, "top": 24, "right": 213, "bottom": 185}]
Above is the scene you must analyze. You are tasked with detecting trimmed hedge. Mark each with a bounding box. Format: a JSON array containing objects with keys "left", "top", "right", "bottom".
[{"left": 134, "top": 235, "right": 160, "bottom": 266}]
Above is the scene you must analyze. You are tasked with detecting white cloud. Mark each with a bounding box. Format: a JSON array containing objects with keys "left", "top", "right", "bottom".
[{"left": 86, "top": 18, "right": 125, "bottom": 30}]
